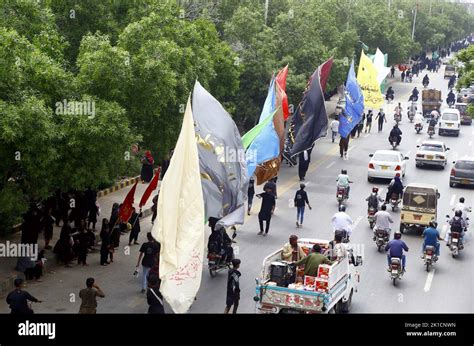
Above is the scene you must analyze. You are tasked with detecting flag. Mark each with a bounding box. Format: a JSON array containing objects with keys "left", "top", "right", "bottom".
[
  {"left": 153, "top": 96, "right": 205, "bottom": 314},
  {"left": 118, "top": 181, "right": 138, "bottom": 223},
  {"left": 255, "top": 66, "right": 289, "bottom": 185},
  {"left": 275, "top": 64, "right": 289, "bottom": 120},
  {"left": 287, "top": 58, "right": 333, "bottom": 157},
  {"left": 357, "top": 50, "right": 384, "bottom": 109},
  {"left": 319, "top": 57, "right": 334, "bottom": 92},
  {"left": 372, "top": 48, "right": 391, "bottom": 86},
  {"left": 138, "top": 167, "right": 161, "bottom": 208},
  {"left": 245, "top": 77, "right": 280, "bottom": 178},
  {"left": 340, "top": 61, "right": 364, "bottom": 138},
  {"left": 192, "top": 81, "right": 248, "bottom": 228},
  {"left": 241, "top": 111, "right": 276, "bottom": 150}
]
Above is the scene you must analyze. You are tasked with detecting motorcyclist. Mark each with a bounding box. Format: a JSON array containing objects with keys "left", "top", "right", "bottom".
[
  {"left": 408, "top": 102, "right": 417, "bottom": 118},
  {"left": 453, "top": 197, "right": 471, "bottom": 222},
  {"left": 389, "top": 124, "right": 402, "bottom": 145},
  {"left": 366, "top": 187, "right": 384, "bottom": 212},
  {"left": 207, "top": 217, "right": 233, "bottom": 264},
  {"left": 385, "top": 87, "right": 395, "bottom": 101},
  {"left": 422, "top": 221, "right": 442, "bottom": 259},
  {"left": 448, "top": 75, "right": 456, "bottom": 89},
  {"left": 414, "top": 111, "right": 424, "bottom": 126},
  {"left": 409, "top": 87, "right": 419, "bottom": 102},
  {"left": 385, "top": 231, "right": 409, "bottom": 272},
  {"left": 336, "top": 169, "right": 352, "bottom": 198},
  {"left": 447, "top": 210, "right": 467, "bottom": 246},
  {"left": 394, "top": 103, "right": 403, "bottom": 120},
  {"left": 331, "top": 205, "right": 353, "bottom": 241},
  {"left": 385, "top": 173, "right": 404, "bottom": 202},
  {"left": 430, "top": 107, "right": 440, "bottom": 121},
  {"left": 422, "top": 74, "right": 429, "bottom": 87},
  {"left": 373, "top": 204, "right": 393, "bottom": 239},
  {"left": 447, "top": 90, "right": 456, "bottom": 105},
  {"left": 428, "top": 116, "right": 437, "bottom": 132}
]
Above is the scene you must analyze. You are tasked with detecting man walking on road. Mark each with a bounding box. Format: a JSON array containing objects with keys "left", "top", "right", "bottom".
[
  {"left": 128, "top": 207, "right": 142, "bottom": 246},
  {"left": 365, "top": 110, "right": 373, "bottom": 133},
  {"left": 375, "top": 108, "right": 387, "bottom": 132},
  {"left": 136, "top": 232, "right": 161, "bottom": 293},
  {"left": 390, "top": 66, "right": 395, "bottom": 78},
  {"left": 339, "top": 135, "right": 350, "bottom": 159},
  {"left": 330, "top": 116, "right": 339, "bottom": 142},
  {"left": 79, "top": 278, "right": 105, "bottom": 314},
  {"left": 6, "top": 279, "right": 42, "bottom": 314},
  {"left": 224, "top": 259, "right": 241, "bottom": 314},
  {"left": 256, "top": 187, "right": 276, "bottom": 236},
  {"left": 294, "top": 184, "right": 312, "bottom": 228}
]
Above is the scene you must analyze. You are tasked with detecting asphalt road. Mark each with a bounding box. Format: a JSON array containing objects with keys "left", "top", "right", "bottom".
[{"left": 2, "top": 62, "right": 472, "bottom": 314}]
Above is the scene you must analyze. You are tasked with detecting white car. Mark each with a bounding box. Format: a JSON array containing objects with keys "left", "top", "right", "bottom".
[
  {"left": 438, "top": 109, "right": 461, "bottom": 136},
  {"left": 368, "top": 150, "right": 409, "bottom": 182},
  {"left": 415, "top": 140, "right": 449, "bottom": 169}
]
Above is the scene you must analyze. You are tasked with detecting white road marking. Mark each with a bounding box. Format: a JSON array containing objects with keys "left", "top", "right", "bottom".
[
  {"left": 424, "top": 269, "right": 436, "bottom": 292},
  {"left": 348, "top": 145, "right": 357, "bottom": 152},
  {"left": 469, "top": 141, "right": 473, "bottom": 147},
  {"left": 416, "top": 138, "right": 421, "bottom": 143},
  {"left": 326, "top": 161, "right": 335, "bottom": 169},
  {"left": 353, "top": 216, "right": 363, "bottom": 230},
  {"left": 450, "top": 194, "right": 456, "bottom": 206}
]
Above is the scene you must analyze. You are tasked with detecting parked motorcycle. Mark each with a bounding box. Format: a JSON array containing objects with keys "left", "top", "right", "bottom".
[
  {"left": 422, "top": 245, "right": 438, "bottom": 272},
  {"left": 373, "top": 227, "right": 390, "bottom": 252},
  {"left": 389, "top": 257, "right": 404, "bottom": 286}
]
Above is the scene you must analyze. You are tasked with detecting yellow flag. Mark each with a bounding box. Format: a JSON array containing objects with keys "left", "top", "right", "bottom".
[{"left": 357, "top": 51, "right": 384, "bottom": 109}]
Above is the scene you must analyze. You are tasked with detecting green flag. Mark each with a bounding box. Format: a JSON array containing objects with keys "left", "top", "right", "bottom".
[{"left": 241, "top": 110, "right": 277, "bottom": 150}]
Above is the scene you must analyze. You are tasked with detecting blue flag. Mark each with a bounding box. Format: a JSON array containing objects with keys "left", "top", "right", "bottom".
[
  {"left": 339, "top": 61, "right": 364, "bottom": 138},
  {"left": 245, "top": 77, "right": 280, "bottom": 178}
]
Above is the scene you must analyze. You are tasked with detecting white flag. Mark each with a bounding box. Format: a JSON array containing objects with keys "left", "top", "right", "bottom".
[{"left": 152, "top": 96, "right": 205, "bottom": 313}]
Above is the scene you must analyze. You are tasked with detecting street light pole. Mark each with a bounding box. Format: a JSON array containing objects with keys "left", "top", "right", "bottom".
[
  {"left": 412, "top": 4, "right": 418, "bottom": 41},
  {"left": 264, "top": 0, "right": 269, "bottom": 26}
]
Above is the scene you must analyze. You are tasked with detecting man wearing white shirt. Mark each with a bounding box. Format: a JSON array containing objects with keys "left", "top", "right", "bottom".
[
  {"left": 373, "top": 204, "right": 394, "bottom": 239},
  {"left": 454, "top": 197, "right": 471, "bottom": 221},
  {"left": 330, "top": 117, "right": 340, "bottom": 143},
  {"left": 331, "top": 205, "right": 353, "bottom": 239}
]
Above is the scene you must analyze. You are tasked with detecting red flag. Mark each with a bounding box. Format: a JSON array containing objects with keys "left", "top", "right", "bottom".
[
  {"left": 119, "top": 181, "right": 138, "bottom": 223},
  {"left": 319, "top": 57, "right": 333, "bottom": 92},
  {"left": 139, "top": 167, "right": 160, "bottom": 208},
  {"left": 276, "top": 64, "right": 289, "bottom": 120}
]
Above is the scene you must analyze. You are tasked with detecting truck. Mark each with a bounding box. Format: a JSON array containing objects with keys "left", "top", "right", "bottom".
[
  {"left": 422, "top": 89, "right": 442, "bottom": 117},
  {"left": 444, "top": 65, "right": 455, "bottom": 79},
  {"left": 254, "top": 238, "right": 362, "bottom": 314}
]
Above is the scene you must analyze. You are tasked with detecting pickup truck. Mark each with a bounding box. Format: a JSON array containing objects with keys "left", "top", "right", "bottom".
[
  {"left": 422, "top": 89, "right": 442, "bottom": 117},
  {"left": 254, "top": 238, "right": 362, "bottom": 314}
]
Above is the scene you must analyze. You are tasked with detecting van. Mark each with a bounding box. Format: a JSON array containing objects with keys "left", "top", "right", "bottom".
[
  {"left": 438, "top": 109, "right": 461, "bottom": 136},
  {"left": 455, "top": 103, "right": 471, "bottom": 125}
]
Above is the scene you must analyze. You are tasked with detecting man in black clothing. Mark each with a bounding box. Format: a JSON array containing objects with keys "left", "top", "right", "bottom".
[
  {"left": 207, "top": 217, "right": 233, "bottom": 263},
  {"left": 136, "top": 232, "right": 161, "bottom": 293},
  {"left": 6, "top": 279, "right": 41, "bottom": 314},
  {"left": 375, "top": 109, "right": 387, "bottom": 132},
  {"left": 128, "top": 207, "right": 142, "bottom": 246},
  {"left": 256, "top": 187, "right": 276, "bottom": 236},
  {"left": 247, "top": 177, "right": 255, "bottom": 215},
  {"left": 151, "top": 194, "right": 159, "bottom": 224},
  {"left": 294, "top": 184, "right": 312, "bottom": 228},
  {"left": 224, "top": 259, "right": 241, "bottom": 314},
  {"left": 264, "top": 177, "right": 278, "bottom": 198},
  {"left": 389, "top": 124, "right": 402, "bottom": 145},
  {"left": 298, "top": 149, "right": 311, "bottom": 182}
]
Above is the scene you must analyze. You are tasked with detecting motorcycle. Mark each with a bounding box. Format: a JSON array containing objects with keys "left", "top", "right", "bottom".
[
  {"left": 408, "top": 112, "right": 414, "bottom": 122},
  {"left": 386, "top": 94, "right": 394, "bottom": 103},
  {"left": 428, "top": 125, "right": 435, "bottom": 138},
  {"left": 389, "top": 136, "right": 399, "bottom": 150},
  {"left": 336, "top": 186, "right": 349, "bottom": 207},
  {"left": 373, "top": 227, "right": 389, "bottom": 252},
  {"left": 389, "top": 192, "right": 401, "bottom": 212},
  {"left": 423, "top": 81, "right": 429, "bottom": 88},
  {"left": 334, "top": 229, "right": 350, "bottom": 243},
  {"left": 446, "top": 215, "right": 467, "bottom": 258},
  {"left": 447, "top": 98, "right": 455, "bottom": 107},
  {"left": 389, "top": 257, "right": 404, "bottom": 286},
  {"left": 394, "top": 114, "right": 401, "bottom": 125},
  {"left": 415, "top": 122, "right": 423, "bottom": 134},
  {"left": 367, "top": 207, "right": 376, "bottom": 229},
  {"left": 408, "top": 94, "right": 418, "bottom": 102},
  {"left": 422, "top": 245, "right": 438, "bottom": 272},
  {"left": 207, "top": 248, "right": 233, "bottom": 277}
]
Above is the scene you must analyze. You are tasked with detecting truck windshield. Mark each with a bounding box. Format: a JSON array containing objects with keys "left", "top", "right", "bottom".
[{"left": 442, "top": 113, "right": 458, "bottom": 121}]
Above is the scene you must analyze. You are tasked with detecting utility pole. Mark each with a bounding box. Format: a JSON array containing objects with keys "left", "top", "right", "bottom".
[
  {"left": 264, "top": 0, "right": 269, "bottom": 26},
  {"left": 412, "top": 3, "right": 418, "bottom": 41}
]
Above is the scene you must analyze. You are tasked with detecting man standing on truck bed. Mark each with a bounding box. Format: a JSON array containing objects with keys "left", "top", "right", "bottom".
[{"left": 294, "top": 245, "right": 333, "bottom": 277}]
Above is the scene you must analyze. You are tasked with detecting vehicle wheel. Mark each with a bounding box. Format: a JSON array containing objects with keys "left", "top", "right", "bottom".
[
  {"left": 450, "top": 182, "right": 455, "bottom": 187},
  {"left": 369, "top": 221, "right": 374, "bottom": 229},
  {"left": 392, "top": 206, "right": 395, "bottom": 212},
  {"left": 209, "top": 267, "right": 217, "bottom": 278},
  {"left": 339, "top": 290, "right": 353, "bottom": 313},
  {"left": 456, "top": 132, "right": 459, "bottom": 137},
  {"left": 426, "top": 262, "right": 430, "bottom": 272},
  {"left": 399, "top": 224, "right": 405, "bottom": 234},
  {"left": 438, "top": 130, "right": 442, "bottom": 136},
  {"left": 415, "top": 162, "right": 421, "bottom": 168},
  {"left": 368, "top": 176, "right": 374, "bottom": 182},
  {"left": 378, "top": 244, "right": 383, "bottom": 252},
  {"left": 392, "top": 278, "right": 397, "bottom": 286}
]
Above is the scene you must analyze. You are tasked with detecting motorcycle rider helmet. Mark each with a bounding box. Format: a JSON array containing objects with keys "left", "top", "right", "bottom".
[
  {"left": 341, "top": 169, "right": 347, "bottom": 175},
  {"left": 339, "top": 204, "right": 346, "bottom": 212},
  {"left": 459, "top": 197, "right": 465, "bottom": 203},
  {"left": 372, "top": 187, "right": 379, "bottom": 193},
  {"left": 455, "top": 210, "right": 462, "bottom": 217},
  {"left": 394, "top": 230, "right": 402, "bottom": 239},
  {"left": 429, "top": 221, "right": 438, "bottom": 228}
]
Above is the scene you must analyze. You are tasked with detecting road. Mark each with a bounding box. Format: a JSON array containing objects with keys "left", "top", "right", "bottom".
[{"left": 2, "top": 62, "right": 473, "bottom": 314}]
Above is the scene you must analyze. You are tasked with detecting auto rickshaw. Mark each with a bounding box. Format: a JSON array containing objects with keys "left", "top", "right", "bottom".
[{"left": 399, "top": 183, "right": 440, "bottom": 234}]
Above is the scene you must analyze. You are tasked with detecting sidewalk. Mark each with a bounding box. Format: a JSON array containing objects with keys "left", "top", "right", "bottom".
[{"left": 0, "top": 179, "right": 160, "bottom": 297}]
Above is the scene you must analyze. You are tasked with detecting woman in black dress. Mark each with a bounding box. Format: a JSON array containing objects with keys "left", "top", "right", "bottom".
[
  {"left": 100, "top": 219, "right": 111, "bottom": 266},
  {"left": 146, "top": 273, "right": 164, "bottom": 314}
]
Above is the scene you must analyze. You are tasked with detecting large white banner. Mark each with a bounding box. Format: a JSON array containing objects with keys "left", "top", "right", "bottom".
[{"left": 152, "top": 96, "right": 205, "bottom": 314}]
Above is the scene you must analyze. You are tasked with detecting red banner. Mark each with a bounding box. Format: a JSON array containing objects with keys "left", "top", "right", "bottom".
[
  {"left": 139, "top": 167, "right": 160, "bottom": 208},
  {"left": 119, "top": 181, "right": 138, "bottom": 223}
]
